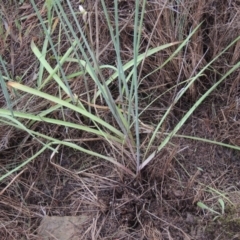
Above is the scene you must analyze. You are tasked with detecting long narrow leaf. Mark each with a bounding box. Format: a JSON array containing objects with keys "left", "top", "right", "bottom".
[
  {"left": 0, "top": 109, "right": 122, "bottom": 143},
  {"left": 0, "top": 56, "right": 13, "bottom": 116},
  {"left": 0, "top": 144, "right": 51, "bottom": 182},
  {"left": 30, "top": 0, "right": 74, "bottom": 100},
  {"left": 31, "top": 40, "right": 70, "bottom": 94},
  {"left": 7, "top": 82, "right": 125, "bottom": 139},
  {"left": 140, "top": 36, "right": 240, "bottom": 170},
  {"left": 0, "top": 119, "right": 135, "bottom": 177},
  {"left": 94, "top": 42, "right": 180, "bottom": 100}
]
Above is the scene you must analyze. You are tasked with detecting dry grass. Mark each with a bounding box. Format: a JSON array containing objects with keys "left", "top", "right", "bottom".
[{"left": 1, "top": 0, "right": 240, "bottom": 239}]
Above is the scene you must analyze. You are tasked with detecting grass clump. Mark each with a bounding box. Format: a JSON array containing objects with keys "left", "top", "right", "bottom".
[
  {"left": 0, "top": 0, "right": 240, "bottom": 238},
  {"left": 1, "top": 0, "right": 239, "bottom": 177}
]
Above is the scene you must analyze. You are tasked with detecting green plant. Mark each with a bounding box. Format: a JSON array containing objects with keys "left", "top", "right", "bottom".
[
  {"left": 197, "top": 199, "right": 225, "bottom": 219},
  {"left": 1, "top": 0, "right": 240, "bottom": 181}
]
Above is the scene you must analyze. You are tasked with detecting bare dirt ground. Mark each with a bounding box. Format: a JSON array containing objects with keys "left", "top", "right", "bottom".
[{"left": 1, "top": 0, "right": 240, "bottom": 239}]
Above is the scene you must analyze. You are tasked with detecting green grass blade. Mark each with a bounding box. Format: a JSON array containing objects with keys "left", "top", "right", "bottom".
[
  {"left": 31, "top": 40, "right": 70, "bottom": 94},
  {"left": 197, "top": 202, "right": 220, "bottom": 215},
  {"left": 37, "top": 25, "right": 51, "bottom": 87},
  {"left": 7, "top": 82, "right": 125, "bottom": 139},
  {"left": 0, "top": 108, "right": 122, "bottom": 143},
  {"left": 0, "top": 119, "right": 135, "bottom": 178},
  {"left": 140, "top": 35, "right": 240, "bottom": 170},
  {"left": 39, "top": 40, "right": 78, "bottom": 90},
  {"left": 0, "top": 56, "right": 13, "bottom": 116},
  {"left": 172, "top": 134, "right": 240, "bottom": 151},
  {"left": 30, "top": 0, "right": 74, "bottom": 100},
  {"left": 0, "top": 143, "right": 51, "bottom": 182},
  {"left": 53, "top": 1, "right": 128, "bottom": 135},
  {"left": 94, "top": 42, "right": 180, "bottom": 101}
]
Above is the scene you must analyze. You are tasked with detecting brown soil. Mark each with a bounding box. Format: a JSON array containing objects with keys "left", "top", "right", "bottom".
[{"left": 1, "top": 0, "right": 240, "bottom": 239}]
